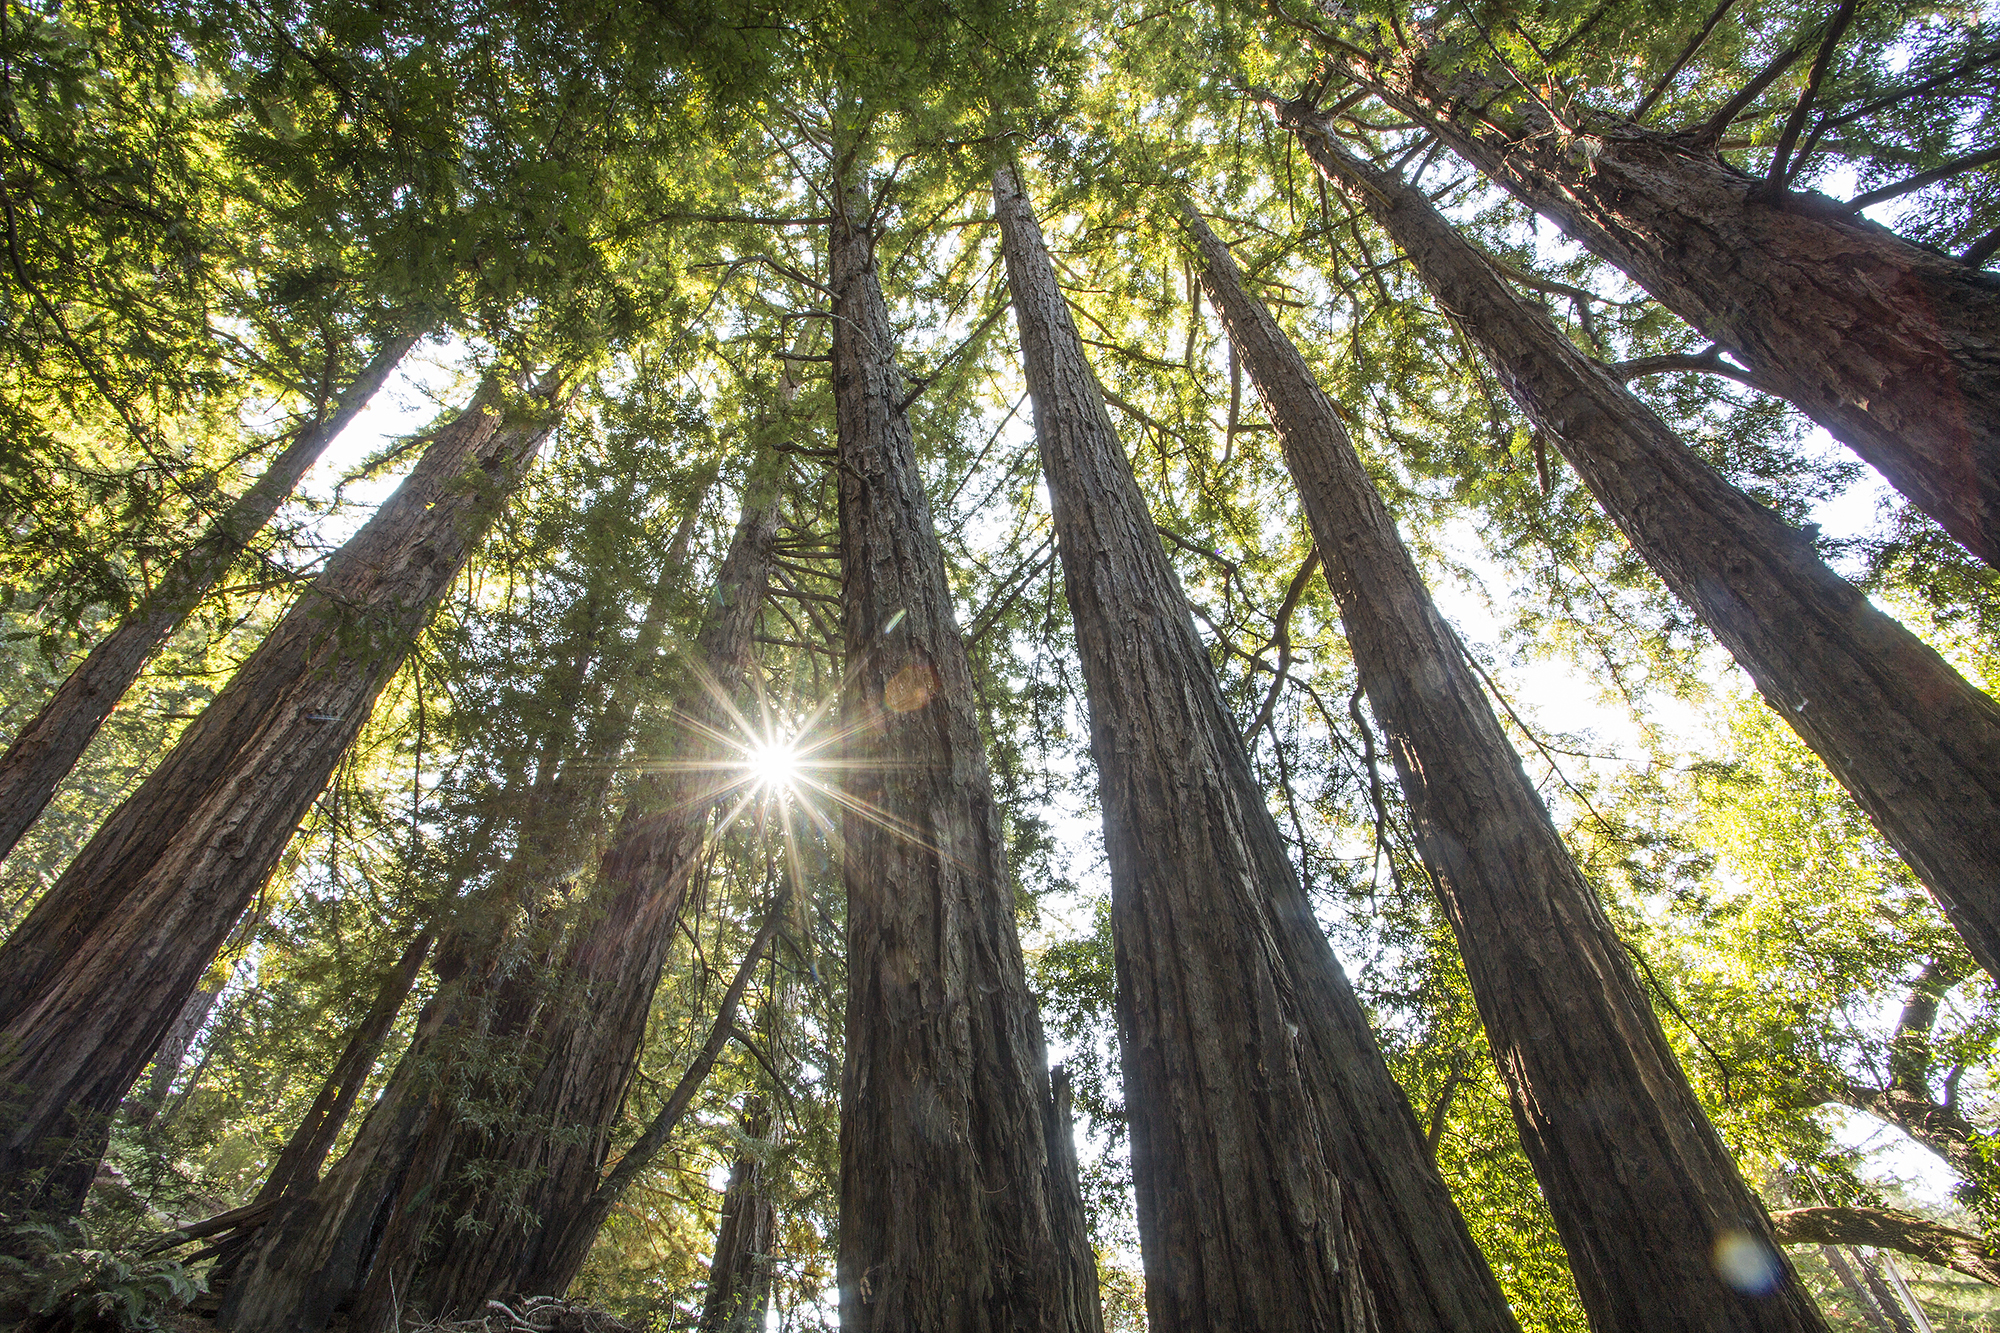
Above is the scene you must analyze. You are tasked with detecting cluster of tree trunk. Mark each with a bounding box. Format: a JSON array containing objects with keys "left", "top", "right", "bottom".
[
  {"left": 996, "top": 161, "right": 1515, "bottom": 1333},
  {"left": 218, "top": 465, "right": 785, "bottom": 1332},
  {"left": 1181, "top": 193, "right": 1823, "bottom": 1331},
  {"left": 1270, "top": 99, "right": 2000, "bottom": 1009},
  {"left": 829, "top": 161, "right": 1102, "bottom": 1333},
  {"left": 0, "top": 378, "right": 560, "bottom": 1216},
  {"left": 1334, "top": 38, "right": 2000, "bottom": 568},
  {"left": 10, "top": 33, "right": 2000, "bottom": 1331}
]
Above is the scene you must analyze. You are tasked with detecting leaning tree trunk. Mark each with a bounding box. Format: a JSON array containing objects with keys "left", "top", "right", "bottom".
[
  {"left": 364, "top": 466, "right": 787, "bottom": 1321},
  {"left": 0, "top": 380, "right": 558, "bottom": 1217},
  {"left": 1284, "top": 109, "right": 2000, "bottom": 996},
  {"left": 220, "top": 471, "right": 753, "bottom": 1333},
  {"left": 1328, "top": 58, "right": 2000, "bottom": 565},
  {"left": 993, "top": 163, "right": 1513, "bottom": 1333},
  {"left": 830, "top": 166, "right": 1101, "bottom": 1333},
  {"left": 1185, "top": 201, "right": 1826, "bottom": 1333},
  {"left": 130, "top": 968, "right": 233, "bottom": 1130},
  {"left": 699, "top": 1098, "right": 779, "bottom": 1333},
  {"left": 0, "top": 333, "right": 414, "bottom": 865},
  {"left": 257, "top": 926, "right": 435, "bottom": 1206}
]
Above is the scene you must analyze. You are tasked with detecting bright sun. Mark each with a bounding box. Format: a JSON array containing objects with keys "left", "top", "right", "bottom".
[{"left": 745, "top": 738, "right": 801, "bottom": 793}]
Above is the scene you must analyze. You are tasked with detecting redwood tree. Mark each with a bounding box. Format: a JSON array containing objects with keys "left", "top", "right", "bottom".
[
  {"left": 1277, "top": 106, "right": 2000, "bottom": 1000},
  {"left": 1323, "top": 34, "right": 2000, "bottom": 566},
  {"left": 0, "top": 380, "right": 560, "bottom": 1216},
  {"left": 1185, "top": 198, "right": 1826, "bottom": 1333},
  {"left": 830, "top": 163, "right": 1101, "bottom": 1333},
  {"left": 0, "top": 332, "right": 415, "bottom": 866},
  {"left": 994, "top": 161, "right": 1517, "bottom": 1333}
]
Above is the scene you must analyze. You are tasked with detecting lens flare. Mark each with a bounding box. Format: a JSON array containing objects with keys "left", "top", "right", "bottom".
[{"left": 745, "top": 737, "right": 802, "bottom": 793}]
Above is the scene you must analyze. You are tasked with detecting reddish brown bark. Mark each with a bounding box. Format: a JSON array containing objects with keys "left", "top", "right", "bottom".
[
  {"left": 0, "top": 381, "right": 557, "bottom": 1217},
  {"left": 1282, "top": 102, "right": 2000, "bottom": 999},
  {"left": 0, "top": 334, "right": 414, "bottom": 865},
  {"left": 832, "top": 166, "right": 1101, "bottom": 1333},
  {"left": 994, "top": 164, "right": 1513, "bottom": 1333},
  {"left": 1186, "top": 198, "right": 1825, "bottom": 1333},
  {"left": 1338, "top": 54, "right": 2000, "bottom": 564}
]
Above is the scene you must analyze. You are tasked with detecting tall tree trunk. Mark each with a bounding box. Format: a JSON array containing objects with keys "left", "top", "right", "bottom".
[
  {"left": 0, "top": 333, "right": 415, "bottom": 865},
  {"left": 830, "top": 165, "right": 1100, "bottom": 1333},
  {"left": 220, "top": 467, "right": 774, "bottom": 1333},
  {"left": 993, "top": 163, "right": 1511, "bottom": 1333},
  {"left": 1184, "top": 200, "right": 1826, "bottom": 1333},
  {"left": 699, "top": 1098, "right": 778, "bottom": 1333},
  {"left": 1333, "top": 55, "right": 2000, "bottom": 565},
  {"left": 372, "top": 470, "right": 786, "bottom": 1319},
  {"left": 1281, "top": 107, "right": 2000, "bottom": 994},
  {"left": 0, "top": 379, "right": 558, "bottom": 1217}
]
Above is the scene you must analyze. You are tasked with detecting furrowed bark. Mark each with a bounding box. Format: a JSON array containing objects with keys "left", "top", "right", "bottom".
[
  {"left": 0, "top": 333, "right": 415, "bottom": 865},
  {"left": 831, "top": 165, "right": 1100, "bottom": 1333},
  {"left": 1185, "top": 200, "right": 1825, "bottom": 1333},
  {"left": 221, "top": 469, "right": 773, "bottom": 1332},
  {"left": 1336, "top": 55, "right": 2000, "bottom": 564},
  {"left": 994, "top": 163, "right": 1512, "bottom": 1333},
  {"left": 0, "top": 380, "right": 557, "bottom": 1217},
  {"left": 1282, "top": 106, "right": 2000, "bottom": 996},
  {"left": 699, "top": 1098, "right": 779, "bottom": 1333}
]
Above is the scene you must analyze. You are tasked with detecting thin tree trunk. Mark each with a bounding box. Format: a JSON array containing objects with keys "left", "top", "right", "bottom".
[
  {"left": 0, "top": 379, "right": 558, "bottom": 1217},
  {"left": 1824, "top": 1247, "right": 1898, "bottom": 1333},
  {"left": 1280, "top": 106, "right": 2000, "bottom": 994},
  {"left": 830, "top": 165, "right": 1100, "bottom": 1333},
  {"left": 993, "top": 163, "right": 1511, "bottom": 1333},
  {"left": 525, "top": 912, "right": 780, "bottom": 1298},
  {"left": 699, "top": 1098, "right": 778, "bottom": 1333},
  {"left": 135, "top": 970, "right": 231, "bottom": 1126},
  {"left": 194, "top": 926, "right": 434, "bottom": 1295},
  {"left": 1184, "top": 200, "right": 1825, "bottom": 1333},
  {"left": 221, "top": 467, "right": 775, "bottom": 1333},
  {"left": 1333, "top": 57, "right": 2000, "bottom": 565},
  {"left": 259, "top": 926, "right": 434, "bottom": 1205},
  {"left": 0, "top": 333, "right": 415, "bottom": 865}
]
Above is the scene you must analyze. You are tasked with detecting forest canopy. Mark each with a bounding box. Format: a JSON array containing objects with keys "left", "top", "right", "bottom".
[{"left": 1, "top": 0, "right": 1998, "bottom": 1329}]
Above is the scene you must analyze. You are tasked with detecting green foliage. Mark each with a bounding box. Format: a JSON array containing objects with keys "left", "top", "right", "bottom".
[{"left": 0, "top": 1219, "right": 205, "bottom": 1331}]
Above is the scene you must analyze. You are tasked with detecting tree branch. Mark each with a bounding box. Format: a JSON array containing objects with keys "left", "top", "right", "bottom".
[
  {"left": 1633, "top": 0, "right": 1744, "bottom": 120},
  {"left": 1771, "top": 1206, "right": 2000, "bottom": 1286},
  {"left": 1693, "top": 35, "right": 1814, "bottom": 145},
  {"left": 1607, "top": 345, "right": 1774, "bottom": 394},
  {"left": 1843, "top": 145, "right": 2000, "bottom": 211},
  {"left": 1765, "top": 0, "right": 1860, "bottom": 190}
]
